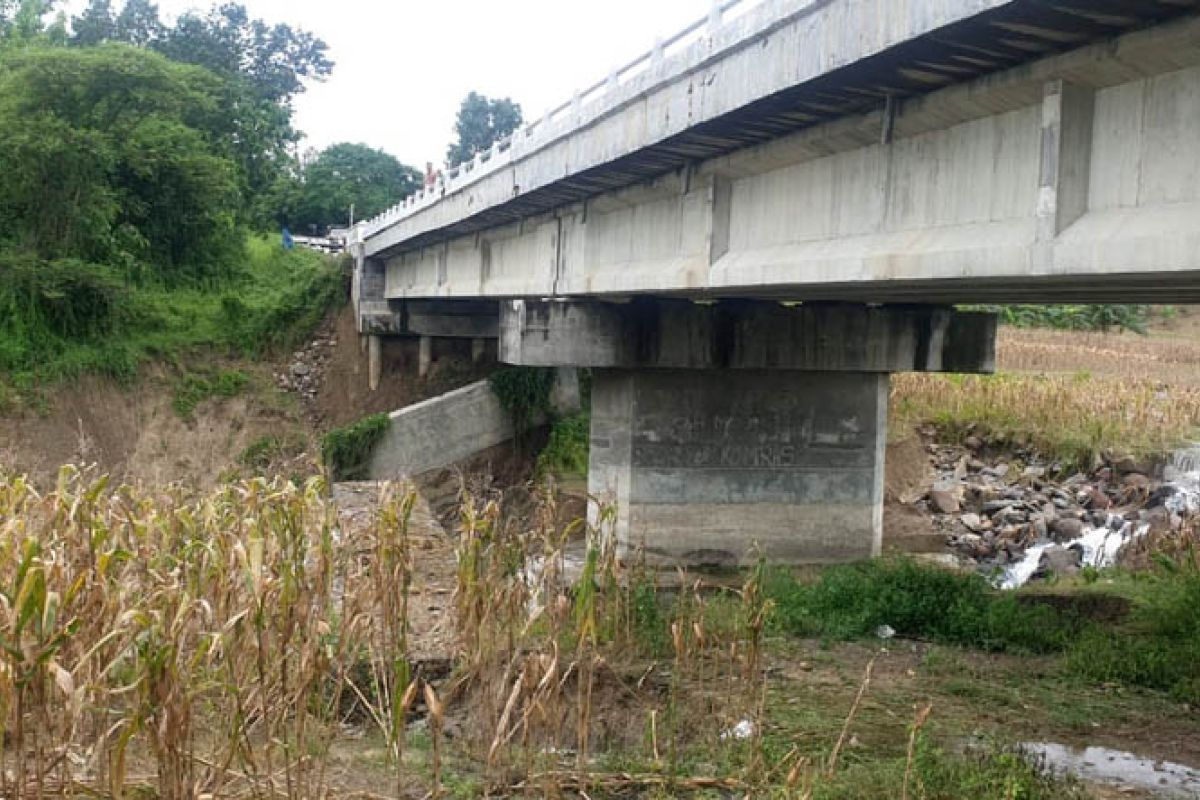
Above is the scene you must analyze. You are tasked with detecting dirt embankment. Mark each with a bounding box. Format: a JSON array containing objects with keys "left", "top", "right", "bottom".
[
  {"left": 0, "top": 304, "right": 497, "bottom": 488},
  {"left": 0, "top": 366, "right": 308, "bottom": 488}
]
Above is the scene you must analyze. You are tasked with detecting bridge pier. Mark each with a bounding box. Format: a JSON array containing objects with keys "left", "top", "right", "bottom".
[{"left": 502, "top": 299, "right": 996, "bottom": 566}]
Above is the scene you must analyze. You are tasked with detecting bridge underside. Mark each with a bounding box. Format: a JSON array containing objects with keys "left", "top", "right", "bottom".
[{"left": 355, "top": 7, "right": 1200, "bottom": 566}]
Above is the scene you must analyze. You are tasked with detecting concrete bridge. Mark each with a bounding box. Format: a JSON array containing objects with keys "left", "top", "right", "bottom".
[{"left": 351, "top": 0, "right": 1200, "bottom": 567}]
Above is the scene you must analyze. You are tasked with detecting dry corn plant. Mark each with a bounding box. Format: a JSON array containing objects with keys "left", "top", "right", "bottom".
[{"left": 0, "top": 467, "right": 374, "bottom": 800}]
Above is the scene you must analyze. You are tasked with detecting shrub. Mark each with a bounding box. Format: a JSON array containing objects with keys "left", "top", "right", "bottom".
[
  {"left": 321, "top": 413, "right": 391, "bottom": 481},
  {"left": 536, "top": 412, "right": 590, "bottom": 479},
  {"left": 489, "top": 367, "right": 555, "bottom": 432},
  {"left": 966, "top": 304, "right": 1150, "bottom": 334}
]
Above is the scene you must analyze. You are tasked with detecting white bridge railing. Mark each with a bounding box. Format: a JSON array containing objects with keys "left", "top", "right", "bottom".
[{"left": 356, "top": 0, "right": 774, "bottom": 244}]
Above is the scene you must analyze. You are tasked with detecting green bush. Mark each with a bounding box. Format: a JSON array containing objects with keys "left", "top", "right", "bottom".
[
  {"left": 536, "top": 412, "right": 590, "bottom": 479},
  {"left": 321, "top": 414, "right": 391, "bottom": 481},
  {"left": 489, "top": 367, "right": 555, "bottom": 432},
  {"left": 0, "top": 235, "right": 342, "bottom": 400},
  {"left": 766, "top": 559, "right": 1079, "bottom": 653}
]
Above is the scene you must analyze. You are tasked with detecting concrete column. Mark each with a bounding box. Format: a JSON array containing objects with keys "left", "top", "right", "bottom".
[
  {"left": 589, "top": 369, "right": 887, "bottom": 567},
  {"left": 471, "top": 337, "right": 487, "bottom": 364},
  {"left": 367, "top": 334, "right": 382, "bottom": 392},
  {"left": 549, "top": 367, "right": 582, "bottom": 414},
  {"left": 418, "top": 335, "right": 433, "bottom": 378}
]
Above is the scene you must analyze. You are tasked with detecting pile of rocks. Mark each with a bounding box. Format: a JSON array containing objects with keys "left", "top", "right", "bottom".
[
  {"left": 275, "top": 329, "right": 337, "bottom": 408},
  {"left": 918, "top": 435, "right": 1181, "bottom": 583}
]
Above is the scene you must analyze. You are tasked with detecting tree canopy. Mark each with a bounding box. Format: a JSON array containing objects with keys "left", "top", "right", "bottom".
[
  {"left": 0, "top": 45, "right": 240, "bottom": 282},
  {"left": 276, "top": 143, "right": 421, "bottom": 234},
  {"left": 447, "top": 91, "right": 523, "bottom": 165}
]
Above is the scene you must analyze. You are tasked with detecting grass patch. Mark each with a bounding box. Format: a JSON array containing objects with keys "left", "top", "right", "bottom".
[
  {"left": 172, "top": 368, "right": 249, "bottom": 419},
  {"left": 767, "top": 559, "right": 1081, "bottom": 653},
  {"left": 0, "top": 235, "right": 342, "bottom": 407},
  {"left": 807, "top": 739, "right": 1085, "bottom": 800},
  {"left": 238, "top": 432, "right": 308, "bottom": 471},
  {"left": 1062, "top": 560, "right": 1200, "bottom": 703},
  {"left": 891, "top": 371, "right": 1200, "bottom": 469},
  {"left": 321, "top": 413, "right": 391, "bottom": 481},
  {"left": 768, "top": 557, "right": 1200, "bottom": 703}
]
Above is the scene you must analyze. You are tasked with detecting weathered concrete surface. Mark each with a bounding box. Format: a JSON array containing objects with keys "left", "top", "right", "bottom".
[
  {"left": 501, "top": 299, "right": 996, "bottom": 373},
  {"left": 370, "top": 14, "right": 1200, "bottom": 304},
  {"left": 590, "top": 369, "right": 887, "bottom": 566},
  {"left": 367, "top": 374, "right": 581, "bottom": 479},
  {"left": 360, "top": 300, "right": 498, "bottom": 338},
  {"left": 367, "top": 381, "right": 514, "bottom": 479}
]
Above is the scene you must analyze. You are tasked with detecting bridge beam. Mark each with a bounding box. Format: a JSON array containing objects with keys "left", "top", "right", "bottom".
[{"left": 502, "top": 299, "right": 995, "bottom": 567}]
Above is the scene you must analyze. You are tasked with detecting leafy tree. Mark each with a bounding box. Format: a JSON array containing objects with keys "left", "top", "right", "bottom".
[
  {"left": 113, "top": 0, "right": 161, "bottom": 46},
  {"left": 279, "top": 143, "right": 420, "bottom": 233},
  {"left": 0, "top": 45, "right": 240, "bottom": 282},
  {"left": 157, "top": 2, "right": 331, "bottom": 105},
  {"left": 153, "top": 3, "right": 332, "bottom": 210},
  {"left": 446, "top": 91, "right": 523, "bottom": 165},
  {"left": 3, "top": 0, "right": 64, "bottom": 43},
  {"left": 70, "top": 0, "right": 116, "bottom": 45}
]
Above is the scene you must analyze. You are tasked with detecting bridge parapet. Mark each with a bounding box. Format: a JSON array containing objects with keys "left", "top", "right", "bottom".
[{"left": 359, "top": 0, "right": 779, "bottom": 242}]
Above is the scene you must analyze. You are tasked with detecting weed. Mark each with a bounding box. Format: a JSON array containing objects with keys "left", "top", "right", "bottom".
[
  {"left": 489, "top": 367, "right": 555, "bottom": 433},
  {"left": 171, "top": 368, "right": 249, "bottom": 419},
  {"left": 766, "top": 559, "right": 1080, "bottom": 653},
  {"left": 238, "top": 432, "right": 308, "bottom": 471},
  {"left": 320, "top": 413, "right": 391, "bottom": 480}
]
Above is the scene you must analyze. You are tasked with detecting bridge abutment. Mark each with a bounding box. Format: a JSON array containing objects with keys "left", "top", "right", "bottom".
[{"left": 502, "top": 299, "right": 996, "bottom": 566}]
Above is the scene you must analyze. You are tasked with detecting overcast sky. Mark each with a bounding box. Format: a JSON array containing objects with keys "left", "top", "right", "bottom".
[{"left": 80, "top": 0, "right": 713, "bottom": 167}]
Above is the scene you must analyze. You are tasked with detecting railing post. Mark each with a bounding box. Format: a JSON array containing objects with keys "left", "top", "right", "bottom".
[{"left": 651, "top": 36, "right": 665, "bottom": 67}]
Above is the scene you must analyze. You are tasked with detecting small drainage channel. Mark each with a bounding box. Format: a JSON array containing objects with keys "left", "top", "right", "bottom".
[
  {"left": 1001, "top": 443, "right": 1200, "bottom": 589},
  {"left": 1021, "top": 742, "right": 1200, "bottom": 797}
]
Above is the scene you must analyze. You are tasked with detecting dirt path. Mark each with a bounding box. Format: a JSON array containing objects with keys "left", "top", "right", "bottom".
[{"left": 332, "top": 481, "right": 459, "bottom": 665}]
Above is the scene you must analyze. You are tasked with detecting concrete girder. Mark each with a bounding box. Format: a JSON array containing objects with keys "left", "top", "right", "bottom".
[{"left": 500, "top": 299, "right": 996, "bottom": 374}]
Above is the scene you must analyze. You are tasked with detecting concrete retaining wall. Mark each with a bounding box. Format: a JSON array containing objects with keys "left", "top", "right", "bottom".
[
  {"left": 366, "top": 371, "right": 580, "bottom": 479},
  {"left": 366, "top": 381, "right": 516, "bottom": 479}
]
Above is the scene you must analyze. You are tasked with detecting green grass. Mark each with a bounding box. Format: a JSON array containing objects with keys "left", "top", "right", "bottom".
[
  {"left": 765, "top": 557, "right": 1200, "bottom": 703},
  {"left": 766, "top": 559, "right": 1081, "bottom": 654},
  {"left": 0, "top": 235, "right": 343, "bottom": 406},
  {"left": 172, "top": 368, "right": 249, "bottom": 419}
]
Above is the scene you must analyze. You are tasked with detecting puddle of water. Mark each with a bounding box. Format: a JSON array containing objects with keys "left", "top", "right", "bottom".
[{"left": 1022, "top": 742, "right": 1200, "bottom": 798}]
